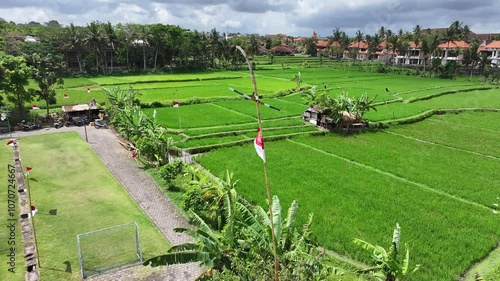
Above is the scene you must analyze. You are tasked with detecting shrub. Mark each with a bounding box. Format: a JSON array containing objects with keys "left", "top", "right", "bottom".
[{"left": 159, "top": 160, "right": 184, "bottom": 182}]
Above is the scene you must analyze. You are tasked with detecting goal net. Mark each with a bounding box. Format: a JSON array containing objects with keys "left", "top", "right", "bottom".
[{"left": 77, "top": 222, "right": 143, "bottom": 279}]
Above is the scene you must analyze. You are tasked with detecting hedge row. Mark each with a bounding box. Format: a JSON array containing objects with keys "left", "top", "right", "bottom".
[{"left": 404, "top": 86, "right": 496, "bottom": 103}]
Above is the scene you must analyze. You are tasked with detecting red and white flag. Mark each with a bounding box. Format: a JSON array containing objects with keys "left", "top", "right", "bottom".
[
  {"left": 87, "top": 88, "right": 91, "bottom": 94},
  {"left": 172, "top": 101, "right": 179, "bottom": 108},
  {"left": 254, "top": 128, "right": 266, "bottom": 163},
  {"left": 25, "top": 166, "right": 32, "bottom": 176},
  {"left": 132, "top": 152, "right": 137, "bottom": 159},
  {"left": 30, "top": 205, "right": 38, "bottom": 217},
  {"left": 6, "top": 140, "right": 15, "bottom": 146},
  {"left": 64, "top": 94, "right": 69, "bottom": 98},
  {"left": 32, "top": 105, "right": 40, "bottom": 110}
]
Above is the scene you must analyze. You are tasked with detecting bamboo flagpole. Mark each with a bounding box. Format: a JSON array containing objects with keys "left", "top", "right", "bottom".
[{"left": 235, "top": 46, "right": 280, "bottom": 281}]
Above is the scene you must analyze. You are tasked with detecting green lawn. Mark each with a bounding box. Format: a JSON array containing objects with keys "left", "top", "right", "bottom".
[{"left": 17, "top": 132, "right": 169, "bottom": 280}]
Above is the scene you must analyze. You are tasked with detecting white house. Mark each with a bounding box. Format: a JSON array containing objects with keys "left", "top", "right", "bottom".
[
  {"left": 479, "top": 40, "right": 500, "bottom": 66},
  {"left": 434, "top": 41, "right": 470, "bottom": 64}
]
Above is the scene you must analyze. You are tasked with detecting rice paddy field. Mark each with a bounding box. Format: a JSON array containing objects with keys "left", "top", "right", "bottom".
[{"left": 13, "top": 57, "right": 500, "bottom": 280}]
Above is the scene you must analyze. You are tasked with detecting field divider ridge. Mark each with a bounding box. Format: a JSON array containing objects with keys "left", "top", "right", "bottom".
[
  {"left": 385, "top": 131, "right": 500, "bottom": 161},
  {"left": 428, "top": 118, "right": 500, "bottom": 133},
  {"left": 287, "top": 139, "right": 490, "bottom": 211}
]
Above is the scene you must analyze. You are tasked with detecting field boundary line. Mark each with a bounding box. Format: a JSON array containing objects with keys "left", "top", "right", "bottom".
[
  {"left": 287, "top": 139, "right": 489, "bottom": 211},
  {"left": 209, "top": 103, "right": 258, "bottom": 120},
  {"left": 385, "top": 131, "right": 500, "bottom": 161},
  {"left": 428, "top": 118, "right": 500, "bottom": 133}
]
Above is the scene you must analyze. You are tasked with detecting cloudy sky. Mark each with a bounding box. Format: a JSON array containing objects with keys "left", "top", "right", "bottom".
[{"left": 1, "top": 0, "right": 499, "bottom": 37}]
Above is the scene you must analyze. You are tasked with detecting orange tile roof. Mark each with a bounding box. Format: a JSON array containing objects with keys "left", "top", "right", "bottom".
[
  {"left": 316, "top": 40, "right": 329, "bottom": 48},
  {"left": 408, "top": 41, "right": 422, "bottom": 48},
  {"left": 484, "top": 40, "right": 500, "bottom": 48},
  {"left": 295, "top": 36, "right": 308, "bottom": 41},
  {"left": 348, "top": 41, "right": 369, "bottom": 49},
  {"left": 438, "top": 41, "right": 470, "bottom": 49}
]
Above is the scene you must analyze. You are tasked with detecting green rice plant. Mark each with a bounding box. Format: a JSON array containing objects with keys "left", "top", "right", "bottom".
[
  {"left": 387, "top": 112, "right": 500, "bottom": 157},
  {"left": 365, "top": 88, "right": 500, "bottom": 122},
  {"left": 196, "top": 138, "right": 500, "bottom": 281},
  {"left": 184, "top": 117, "right": 305, "bottom": 136},
  {"left": 144, "top": 103, "right": 256, "bottom": 129},
  {"left": 212, "top": 99, "right": 307, "bottom": 120},
  {"left": 293, "top": 132, "right": 500, "bottom": 206}
]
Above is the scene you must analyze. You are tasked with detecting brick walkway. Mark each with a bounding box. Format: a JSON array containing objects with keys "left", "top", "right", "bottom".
[{"left": 3, "top": 127, "right": 204, "bottom": 280}]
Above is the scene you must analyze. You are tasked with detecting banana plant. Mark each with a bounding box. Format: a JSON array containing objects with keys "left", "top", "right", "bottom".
[{"left": 354, "top": 223, "right": 420, "bottom": 281}]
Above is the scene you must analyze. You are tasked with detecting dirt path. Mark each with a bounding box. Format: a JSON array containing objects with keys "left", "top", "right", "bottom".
[{"left": 3, "top": 127, "right": 203, "bottom": 280}]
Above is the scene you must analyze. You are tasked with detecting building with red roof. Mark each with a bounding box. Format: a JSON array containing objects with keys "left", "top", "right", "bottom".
[{"left": 479, "top": 41, "right": 500, "bottom": 66}]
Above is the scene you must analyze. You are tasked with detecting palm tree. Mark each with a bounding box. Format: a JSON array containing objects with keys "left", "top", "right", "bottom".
[
  {"left": 85, "top": 21, "right": 104, "bottom": 73},
  {"left": 412, "top": 25, "right": 422, "bottom": 65},
  {"left": 378, "top": 26, "right": 386, "bottom": 40},
  {"left": 149, "top": 24, "right": 166, "bottom": 70},
  {"left": 339, "top": 32, "right": 350, "bottom": 60},
  {"left": 248, "top": 34, "right": 259, "bottom": 56},
  {"left": 462, "top": 40, "right": 480, "bottom": 81},
  {"left": 116, "top": 23, "right": 136, "bottom": 70},
  {"left": 420, "top": 34, "right": 431, "bottom": 72},
  {"left": 331, "top": 27, "right": 343, "bottom": 59},
  {"left": 136, "top": 25, "right": 151, "bottom": 71},
  {"left": 209, "top": 28, "right": 220, "bottom": 68},
  {"left": 478, "top": 53, "right": 491, "bottom": 82},
  {"left": 387, "top": 35, "right": 399, "bottom": 66},
  {"left": 355, "top": 30, "right": 364, "bottom": 62},
  {"left": 103, "top": 22, "right": 117, "bottom": 72},
  {"left": 63, "top": 23, "right": 84, "bottom": 72}
]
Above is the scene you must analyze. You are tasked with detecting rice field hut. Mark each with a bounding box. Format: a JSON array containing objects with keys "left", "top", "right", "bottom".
[{"left": 303, "top": 105, "right": 364, "bottom": 132}]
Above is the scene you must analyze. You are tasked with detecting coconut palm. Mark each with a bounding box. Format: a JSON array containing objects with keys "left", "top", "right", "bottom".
[
  {"left": 63, "top": 23, "right": 84, "bottom": 72},
  {"left": 136, "top": 25, "right": 151, "bottom": 71},
  {"left": 116, "top": 23, "right": 136, "bottom": 70},
  {"left": 387, "top": 35, "right": 399, "bottom": 67},
  {"left": 355, "top": 30, "right": 364, "bottom": 62},
  {"left": 462, "top": 40, "right": 480, "bottom": 81},
  {"left": 378, "top": 26, "right": 386, "bottom": 40},
  {"left": 103, "top": 22, "right": 117, "bottom": 72},
  {"left": 84, "top": 21, "right": 104, "bottom": 73}
]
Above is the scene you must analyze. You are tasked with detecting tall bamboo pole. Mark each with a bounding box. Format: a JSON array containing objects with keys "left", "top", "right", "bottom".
[{"left": 235, "top": 46, "right": 279, "bottom": 281}]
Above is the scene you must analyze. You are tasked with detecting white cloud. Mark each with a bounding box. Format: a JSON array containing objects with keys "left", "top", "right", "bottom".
[{"left": 0, "top": 0, "right": 499, "bottom": 36}]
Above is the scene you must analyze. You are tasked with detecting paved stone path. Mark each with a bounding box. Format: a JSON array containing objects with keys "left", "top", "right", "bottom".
[{"left": 2, "top": 127, "right": 204, "bottom": 280}]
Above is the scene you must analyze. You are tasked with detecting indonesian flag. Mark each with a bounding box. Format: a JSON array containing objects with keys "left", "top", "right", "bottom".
[
  {"left": 32, "top": 105, "right": 40, "bottom": 110},
  {"left": 64, "top": 94, "right": 69, "bottom": 98},
  {"left": 172, "top": 101, "right": 179, "bottom": 108},
  {"left": 25, "top": 166, "right": 32, "bottom": 176},
  {"left": 87, "top": 88, "right": 91, "bottom": 94},
  {"left": 132, "top": 152, "right": 137, "bottom": 159},
  {"left": 30, "top": 205, "right": 38, "bottom": 217},
  {"left": 254, "top": 128, "right": 266, "bottom": 163},
  {"left": 6, "top": 140, "right": 15, "bottom": 146}
]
